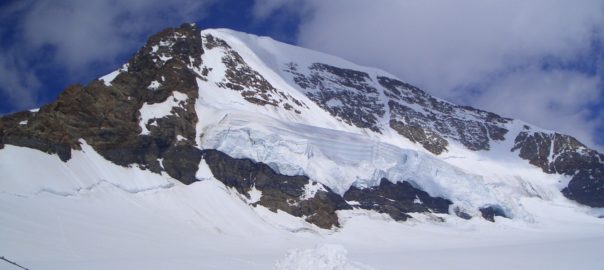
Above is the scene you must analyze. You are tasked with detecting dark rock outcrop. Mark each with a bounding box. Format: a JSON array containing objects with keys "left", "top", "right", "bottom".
[
  {"left": 284, "top": 62, "right": 385, "bottom": 132},
  {"left": 0, "top": 109, "right": 73, "bottom": 161},
  {"left": 200, "top": 149, "right": 351, "bottom": 229},
  {"left": 378, "top": 76, "right": 510, "bottom": 153},
  {"left": 512, "top": 129, "right": 603, "bottom": 174},
  {"left": 453, "top": 207, "right": 473, "bottom": 220},
  {"left": 162, "top": 146, "right": 203, "bottom": 185},
  {"left": 389, "top": 116, "right": 448, "bottom": 155},
  {"left": 563, "top": 168, "right": 604, "bottom": 207},
  {"left": 512, "top": 127, "right": 604, "bottom": 207},
  {"left": 479, "top": 205, "right": 508, "bottom": 222},
  {"left": 343, "top": 179, "right": 452, "bottom": 221},
  {"left": 203, "top": 34, "right": 306, "bottom": 112},
  {"left": 0, "top": 24, "right": 458, "bottom": 228},
  {"left": 201, "top": 150, "right": 456, "bottom": 227},
  {"left": 282, "top": 62, "right": 511, "bottom": 153},
  {"left": 0, "top": 24, "right": 204, "bottom": 185},
  {"left": 2, "top": 22, "right": 603, "bottom": 228}
]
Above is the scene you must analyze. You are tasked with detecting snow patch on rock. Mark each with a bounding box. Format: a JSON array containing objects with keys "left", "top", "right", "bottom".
[
  {"left": 248, "top": 185, "right": 262, "bottom": 203},
  {"left": 302, "top": 182, "right": 327, "bottom": 200},
  {"left": 147, "top": 80, "right": 161, "bottom": 90},
  {"left": 139, "top": 91, "right": 188, "bottom": 135},
  {"left": 195, "top": 159, "right": 214, "bottom": 180},
  {"left": 99, "top": 63, "right": 129, "bottom": 86}
]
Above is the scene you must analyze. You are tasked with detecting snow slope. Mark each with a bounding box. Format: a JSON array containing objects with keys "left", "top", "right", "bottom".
[
  {"left": 192, "top": 28, "right": 586, "bottom": 221},
  {"left": 1, "top": 144, "right": 603, "bottom": 270},
  {"left": 2, "top": 27, "right": 604, "bottom": 270}
]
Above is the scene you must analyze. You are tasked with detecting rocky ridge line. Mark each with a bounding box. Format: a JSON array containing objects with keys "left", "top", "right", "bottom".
[{"left": 1, "top": 23, "right": 603, "bottom": 219}]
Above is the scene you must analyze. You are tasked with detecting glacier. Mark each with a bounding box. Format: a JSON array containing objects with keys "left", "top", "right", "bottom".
[{"left": 1, "top": 25, "right": 603, "bottom": 270}]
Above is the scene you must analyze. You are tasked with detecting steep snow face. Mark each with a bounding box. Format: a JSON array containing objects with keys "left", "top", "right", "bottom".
[
  {"left": 1, "top": 144, "right": 603, "bottom": 270},
  {"left": 189, "top": 28, "right": 586, "bottom": 221},
  {"left": 198, "top": 29, "right": 394, "bottom": 132},
  {"left": 0, "top": 142, "right": 174, "bottom": 197},
  {"left": 197, "top": 112, "right": 571, "bottom": 221},
  {"left": 54, "top": 26, "right": 600, "bottom": 217},
  {"left": 1, "top": 145, "right": 603, "bottom": 270},
  {"left": 195, "top": 29, "right": 360, "bottom": 134},
  {"left": 2, "top": 25, "right": 604, "bottom": 269},
  {"left": 204, "top": 29, "right": 510, "bottom": 152}
]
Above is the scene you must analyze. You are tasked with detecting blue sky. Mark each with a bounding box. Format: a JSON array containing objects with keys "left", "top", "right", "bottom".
[
  {"left": 0, "top": 0, "right": 603, "bottom": 149},
  {"left": 0, "top": 0, "right": 302, "bottom": 114}
]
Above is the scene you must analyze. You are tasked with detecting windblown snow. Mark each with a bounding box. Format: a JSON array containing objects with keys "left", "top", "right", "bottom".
[{"left": 2, "top": 28, "right": 604, "bottom": 270}]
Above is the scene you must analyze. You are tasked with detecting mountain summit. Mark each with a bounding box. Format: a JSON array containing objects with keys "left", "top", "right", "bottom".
[{"left": 1, "top": 24, "right": 603, "bottom": 269}]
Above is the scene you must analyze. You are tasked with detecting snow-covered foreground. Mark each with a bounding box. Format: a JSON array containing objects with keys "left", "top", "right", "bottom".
[
  {"left": 1, "top": 179, "right": 603, "bottom": 270},
  {"left": 1, "top": 145, "right": 604, "bottom": 270}
]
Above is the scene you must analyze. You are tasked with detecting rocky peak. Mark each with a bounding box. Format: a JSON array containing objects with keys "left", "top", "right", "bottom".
[
  {"left": 512, "top": 127, "right": 604, "bottom": 207},
  {"left": 0, "top": 23, "right": 204, "bottom": 183},
  {"left": 201, "top": 33, "right": 307, "bottom": 112},
  {"left": 379, "top": 76, "right": 510, "bottom": 153},
  {"left": 284, "top": 62, "right": 385, "bottom": 132},
  {"left": 1, "top": 24, "right": 604, "bottom": 229},
  {"left": 282, "top": 60, "right": 511, "bottom": 154}
]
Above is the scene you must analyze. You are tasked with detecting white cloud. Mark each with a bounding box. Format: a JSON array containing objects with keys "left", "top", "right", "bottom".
[
  {"left": 20, "top": 0, "right": 215, "bottom": 71},
  {"left": 474, "top": 66, "right": 602, "bottom": 148},
  {"left": 256, "top": 0, "right": 604, "bottom": 149},
  {"left": 252, "top": 0, "right": 289, "bottom": 19},
  {"left": 0, "top": 0, "right": 216, "bottom": 112},
  {"left": 0, "top": 52, "right": 40, "bottom": 110},
  {"left": 252, "top": 0, "right": 309, "bottom": 20}
]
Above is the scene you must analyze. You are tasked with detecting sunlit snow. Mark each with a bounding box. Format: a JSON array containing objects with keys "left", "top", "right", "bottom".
[{"left": 1, "top": 28, "right": 603, "bottom": 270}]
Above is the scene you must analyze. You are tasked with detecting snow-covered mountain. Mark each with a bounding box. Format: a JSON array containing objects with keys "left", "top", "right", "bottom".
[{"left": 1, "top": 24, "right": 603, "bottom": 270}]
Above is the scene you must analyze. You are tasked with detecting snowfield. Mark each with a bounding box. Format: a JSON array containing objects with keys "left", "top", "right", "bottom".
[
  {"left": 197, "top": 111, "right": 573, "bottom": 221},
  {"left": 1, "top": 144, "right": 604, "bottom": 270},
  {"left": 2, "top": 27, "right": 604, "bottom": 270},
  {"left": 191, "top": 28, "right": 580, "bottom": 222}
]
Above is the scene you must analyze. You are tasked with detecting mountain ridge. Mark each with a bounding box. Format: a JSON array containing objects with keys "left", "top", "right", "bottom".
[{"left": 1, "top": 24, "right": 603, "bottom": 231}]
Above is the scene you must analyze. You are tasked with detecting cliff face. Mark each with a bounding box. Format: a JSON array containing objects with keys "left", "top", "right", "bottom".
[
  {"left": 512, "top": 128, "right": 604, "bottom": 206},
  {"left": 1, "top": 24, "right": 203, "bottom": 182},
  {"left": 1, "top": 24, "right": 603, "bottom": 230}
]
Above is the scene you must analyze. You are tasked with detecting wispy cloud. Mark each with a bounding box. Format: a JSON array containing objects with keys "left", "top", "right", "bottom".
[
  {"left": 0, "top": 50, "right": 40, "bottom": 110},
  {"left": 0, "top": 0, "right": 216, "bottom": 113},
  {"left": 254, "top": 0, "right": 604, "bottom": 149},
  {"left": 474, "top": 66, "right": 602, "bottom": 148}
]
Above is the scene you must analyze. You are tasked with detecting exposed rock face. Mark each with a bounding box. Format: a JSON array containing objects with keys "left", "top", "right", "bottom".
[
  {"left": 0, "top": 24, "right": 460, "bottom": 228},
  {"left": 2, "top": 23, "right": 604, "bottom": 227},
  {"left": 282, "top": 62, "right": 511, "bottom": 153},
  {"left": 453, "top": 207, "right": 473, "bottom": 220},
  {"left": 162, "top": 146, "right": 202, "bottom": 185},
  {"left": 512, "top": 129, "right": 603, "bottom": 174},
  {"left": 0, "top": 110, "right": 73, "bottom": 162},
  {"left": 479, "top": 205, "right": 508, "bottom": 222},
  {"left": 203, "top": 34, "right": 306, "bottom": 112},
  {"left": 563, "top": 168, "right": 604, "bottom": 207},
  {"left": 0, "top": 23, "right": 203, "bottom": 184},
  {"left": 389, "top": 113, "right": 448, "bottom": 155},
  {"left": 284, "top": 62, "right": 385, "bottom": 132},
  {"left": 343, "top": 179, "right": 452, "bottom": 221},
  {"left": 201, "top": 149, "right": 457, "bottom": 227},
  {"left": 201, "top": 149, "right": 351, "bottom": 229},
  {"left": 378, "top": 76, "right": 510, "bottom": 153},
  {"left": 512, "top": 127, "right": 604, "bottom": 207}
]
